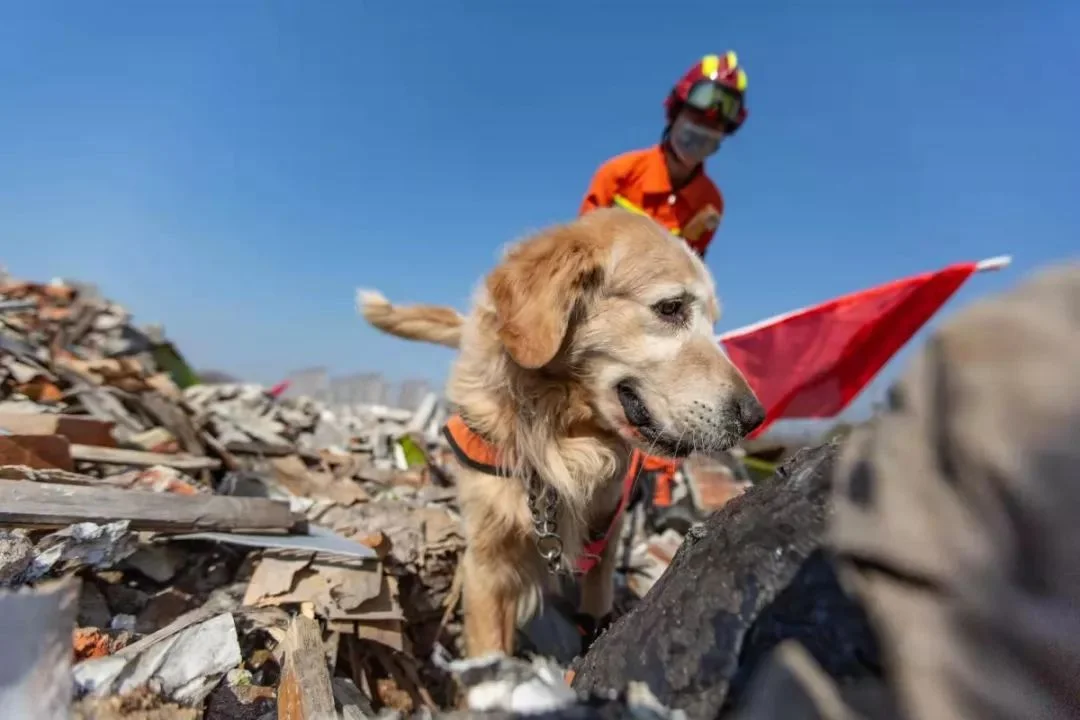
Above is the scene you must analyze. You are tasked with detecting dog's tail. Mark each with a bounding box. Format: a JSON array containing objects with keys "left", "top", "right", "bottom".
[{"left": 355, "top": 288, "right": 464, "bottom": 349}]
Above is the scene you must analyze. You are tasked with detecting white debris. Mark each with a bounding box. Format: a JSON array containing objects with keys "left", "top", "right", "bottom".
[
  {"left": 446, "top": 653, "right": 578, "bottom": 715},
  {"left": 25, "top": 521, "right": 139, "bottom": 582},
  {"left": 74, "top": 609, "right": 242, "bottom": 706}
]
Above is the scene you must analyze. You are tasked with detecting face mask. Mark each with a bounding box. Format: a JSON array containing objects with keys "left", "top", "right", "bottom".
[{"left": 669, "top": 118, "right": 724, "bottom": 165}]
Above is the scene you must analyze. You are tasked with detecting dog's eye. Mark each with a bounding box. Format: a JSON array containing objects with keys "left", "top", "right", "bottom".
[{"left": 653, "top": 298, "right": 686, "bottom": 319}]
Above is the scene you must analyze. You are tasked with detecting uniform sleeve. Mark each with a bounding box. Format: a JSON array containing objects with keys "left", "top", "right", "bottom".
[
  {"left": 578, "top": 157, "right": 623, "bottom": 216},
  {"left": 695, "top": 191, "right": 726, "bottom": 258}
]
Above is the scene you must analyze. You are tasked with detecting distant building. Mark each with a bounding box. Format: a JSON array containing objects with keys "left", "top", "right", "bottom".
[
  {"left": 329, "top": 372, "right": 390, "bottom": 407},
  {"left": 280, "top": 368, "right": 441, "bottom": 410},
  {"left": 280, "top": 366, "right": 331, "bottom": 404},
  {"left": 397, "top": 378, "right": 433, "bottom": 411}
]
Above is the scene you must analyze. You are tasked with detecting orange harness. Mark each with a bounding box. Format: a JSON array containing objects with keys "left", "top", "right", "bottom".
[{"left": 441, "top": 414, "right": 643, "bottom": 575}]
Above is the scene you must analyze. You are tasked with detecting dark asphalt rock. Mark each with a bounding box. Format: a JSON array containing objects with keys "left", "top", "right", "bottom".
[
  {"left": 721, "top": 548, "right": 883, "bottom": 715},
  {"left": 570, "top": 441, "right": 881, "bottom": 718}
]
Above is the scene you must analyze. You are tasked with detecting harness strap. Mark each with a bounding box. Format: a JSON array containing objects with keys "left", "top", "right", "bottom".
[
  {"left": 441, "top": 413, "right": 645, "bottom": 575},
  {"left": 576, "top": 449, "right": 644, "bottom": 575},
  {"left": 441, "top": 414, "right": 512, "bottom": 477}
]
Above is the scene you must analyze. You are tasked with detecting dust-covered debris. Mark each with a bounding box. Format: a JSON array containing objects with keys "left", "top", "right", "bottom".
[
  {"left": 25, "top": 521, "right": 140, "bottom": 582},
  {"left": 446, "top": 653, "right": 578, "bottom": 715},
  {"left": 74, "top": 608, "right": 243, "bottom": 706},
  {"left": 72, "top": 686, "right": 200, "bottom": 720},
  {"left": 0, "top": 529, "right": 34, "bottom": 585},
  {"left": 435, "top": 652, "right": 690, "bottom": 719},
  {"left": 0, "top": 269, "right": 748, "bottom": 718},
  {"left": 0, "top": 272, "right": 474, "bottom": 716}
]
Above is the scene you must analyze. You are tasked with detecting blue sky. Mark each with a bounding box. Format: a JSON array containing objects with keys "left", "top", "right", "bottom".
[{"left": 2, "top": 2, "right": 1077, "bottom": 420}]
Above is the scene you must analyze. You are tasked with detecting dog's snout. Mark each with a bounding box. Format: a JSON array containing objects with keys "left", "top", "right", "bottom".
[{"left": 729, "top": 392, "right": 766, "bottom": 436}]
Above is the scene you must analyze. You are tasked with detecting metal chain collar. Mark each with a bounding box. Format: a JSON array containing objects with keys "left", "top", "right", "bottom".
[{"left": 527, "top": 476, "right": 564, "bottom": 574}]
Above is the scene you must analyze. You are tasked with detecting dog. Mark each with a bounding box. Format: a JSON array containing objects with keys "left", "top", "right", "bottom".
[{"left": 357, "top": 208, "right": 764, "bottom": 658}]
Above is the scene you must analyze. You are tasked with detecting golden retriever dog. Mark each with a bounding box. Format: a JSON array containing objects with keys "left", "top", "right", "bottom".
[{"left": 357, "top": 208, "right": 764, "bottom": 658}]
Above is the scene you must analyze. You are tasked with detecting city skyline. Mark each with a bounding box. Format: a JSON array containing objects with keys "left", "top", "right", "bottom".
[{"left": 278, "top": 366, "right": 439, "bottom": 411}]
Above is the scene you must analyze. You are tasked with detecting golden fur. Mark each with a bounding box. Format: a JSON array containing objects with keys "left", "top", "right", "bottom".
[
  {"left": 358, "top": 208, "right": 764, "bottom": 657},
  {"left": 355, "top": 289, "right": 463, "bottom": 348}
]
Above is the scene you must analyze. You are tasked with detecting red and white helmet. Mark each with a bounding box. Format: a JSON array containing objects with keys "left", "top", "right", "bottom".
[{"left": 665, "top": 52, "right": 749, "bottom": 134}]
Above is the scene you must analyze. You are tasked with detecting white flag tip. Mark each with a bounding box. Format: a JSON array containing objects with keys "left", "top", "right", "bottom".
[{"left": 975, "top": 255, "right": 1012, "bottom": 272}]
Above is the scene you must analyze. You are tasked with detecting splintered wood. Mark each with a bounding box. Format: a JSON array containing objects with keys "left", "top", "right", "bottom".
[{"left": 278, "top": 615, "right": 336, "bottom": 720}]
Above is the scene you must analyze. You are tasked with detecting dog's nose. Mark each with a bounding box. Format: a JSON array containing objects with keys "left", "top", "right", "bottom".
[{"left": 730, "top": 393, "right": 766, "bottom": 436}]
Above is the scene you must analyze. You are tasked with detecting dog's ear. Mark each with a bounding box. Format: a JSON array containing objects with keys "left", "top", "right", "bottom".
[{"left": 486, "top": 223, "right": 606, "bottom": 369}]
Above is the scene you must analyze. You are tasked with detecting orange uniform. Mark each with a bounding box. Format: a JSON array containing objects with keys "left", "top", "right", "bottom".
[{"left": 579, "top": 144, "right": 725, "bottom": 258}]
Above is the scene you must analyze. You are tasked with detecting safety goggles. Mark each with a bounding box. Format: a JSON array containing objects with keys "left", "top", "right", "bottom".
[{"left": 685, "top": 80, "right": 743, "bottom": 127}]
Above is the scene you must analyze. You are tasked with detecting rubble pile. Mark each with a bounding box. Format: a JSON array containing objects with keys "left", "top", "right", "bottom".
[
  {"left": 0, "top": 271, "right": 734, "bottom": 718},
  {"left": 1, "top": 262, "right": 1067, "bottom": 719},
  {"left": 0, "top": 273, "right": 482, "bottom": 717}
]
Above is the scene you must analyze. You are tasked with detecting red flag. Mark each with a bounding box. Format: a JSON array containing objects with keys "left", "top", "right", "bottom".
[
  {"left": 267, "top": 380, "right": 291, "bottom": 398},
  {"left": 720, "top": 261, "right": 980, "bottom": 438}
]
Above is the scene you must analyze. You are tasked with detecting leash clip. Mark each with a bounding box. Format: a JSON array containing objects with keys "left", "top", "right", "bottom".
[
  {"left": 528, "top": 476, "right": 566, "bottom": 574},
  {"left": 535, "top": 533, "right": 564, "bottom": 574}
]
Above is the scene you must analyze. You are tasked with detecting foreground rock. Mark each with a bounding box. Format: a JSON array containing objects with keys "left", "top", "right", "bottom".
[{"left": 570, "top": 441, "right": 881, "bottom": 718}]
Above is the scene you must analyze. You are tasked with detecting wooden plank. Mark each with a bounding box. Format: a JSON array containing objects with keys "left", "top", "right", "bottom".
[
  {"left": 66, "top": 385, "right": 146, "bottom": 437},
  {"left": 0, "top": 465, "right": 111, "bottom": 487},
  {"left": 66, "top": 302, "right": 103, "bottom": 347},
  {"left": 0, "top": 413, "right": 117, "bottom": 448},
  {"left": 0, "top": 435, "right": 74, "bottom": 472},
  {"left": 0, "top": 479, "right": 297, "bottom": 532},
  {"left": 356, "top": 619, "right": 404, "bottom": 652},
  {"left": 0, "top": 465, "right": 201, "bottom": 494},
  {"left": 137, "top": 393, "right": 203, "bottom": 455},
  {"left": 277, "top": 615, "right": 337, "bottom": 720},
  {"left": 69, "top": 444, "right": 221, "bottom": 471},
  {"left": 199, "top": 431, "right": 242, "bottom": 472}
]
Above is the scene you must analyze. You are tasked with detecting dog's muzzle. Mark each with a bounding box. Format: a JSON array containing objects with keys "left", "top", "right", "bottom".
[{"left": 616, "top": 380, "right": 692, "bottom": 458}]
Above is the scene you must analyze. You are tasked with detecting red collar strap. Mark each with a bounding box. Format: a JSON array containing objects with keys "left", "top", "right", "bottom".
[{"left": 441, "top": 413, "right": 643, "bottom": 575}]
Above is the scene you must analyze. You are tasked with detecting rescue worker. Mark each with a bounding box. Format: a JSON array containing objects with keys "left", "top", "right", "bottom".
[
  {"left": 579, "top": 51, "right": 749, "bottom": 259},
  {"left": 578, "top": 52, "right": 750, "bottom": 510}
]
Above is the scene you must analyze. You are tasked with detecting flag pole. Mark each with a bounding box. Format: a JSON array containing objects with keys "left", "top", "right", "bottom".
[
  {"left": 716, "top": 254, "right": 1012, "bottom": 342},
  {"left": 975, "top": 255, "right": 1012, "bottom": 272}
]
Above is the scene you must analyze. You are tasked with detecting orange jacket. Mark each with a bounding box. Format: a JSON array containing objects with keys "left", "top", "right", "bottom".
[{"left": 579, "top": 144, "right": 725, "bottom": 258}]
